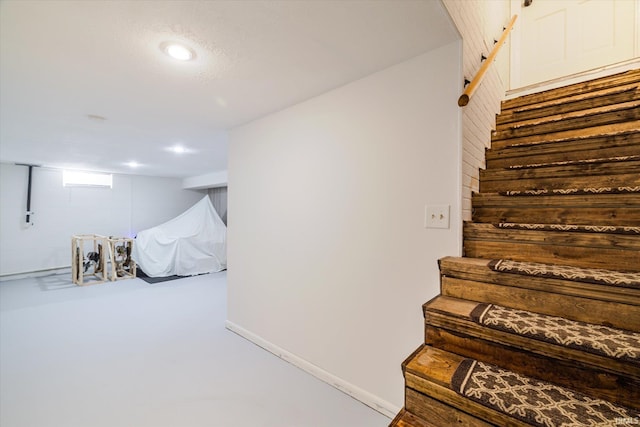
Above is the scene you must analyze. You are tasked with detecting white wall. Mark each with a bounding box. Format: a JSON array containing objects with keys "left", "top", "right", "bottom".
[
  {"left": 227, "top": 41, "right": 461, "bottom": 414},
  {"left": 0, "top": 164, "right": 204, "bottom": 276}
]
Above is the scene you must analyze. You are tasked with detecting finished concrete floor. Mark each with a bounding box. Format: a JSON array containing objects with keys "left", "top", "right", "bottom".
[{"left": 0, "top": 272, "right": 390, "bottom": 427}]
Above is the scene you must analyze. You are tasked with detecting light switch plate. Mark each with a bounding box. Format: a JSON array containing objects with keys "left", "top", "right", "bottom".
[{"left": 425, "top": 205, "right": 450, "bottom": 229}]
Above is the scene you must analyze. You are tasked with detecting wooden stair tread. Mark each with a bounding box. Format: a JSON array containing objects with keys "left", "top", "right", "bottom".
[
  {"left": 389, "top": 409, "right": 435, "bottom": 427},
  {"left": 497, "top": 82, "right": 640, "bottom": 125},
  {"left": 501, "top": 69, "right": 640, "bottom": 110},
  {"left": 487, "top": 256, "right": 640, "bottom": 287},
  {"left": 404, "top": 345, "right": 640, "bottom": 427},
  {"left": 424, "top": 295, "right": 640, "bottom": 374},
  {"left": 490, "top": 120, "right": 640, "bottom": 150},
  {"left": 425, "top": 324, "right": 640, "bottom": 410},
  {"left": 404, "top": 346, "right": 531, "bottom": 427},
  {"left": 439, "top": 256, "right": 640, "bottom": 327},
  {"left": 423, "top": 295, "right": 640, "bottom": 407},
  {"left": 440, "top": 274, "right": 640, "bottom": 334}
]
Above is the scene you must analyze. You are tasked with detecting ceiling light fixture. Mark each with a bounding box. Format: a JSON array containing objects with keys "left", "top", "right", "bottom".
[
  {"left": 125, "top": 161, "right": 140, "bottom": 168},
  {"left": 160, "top": 42, "right": 195, "bottom": 61},
  {"left": 168, "top": 145, "right": 187, "bottom": 154}
]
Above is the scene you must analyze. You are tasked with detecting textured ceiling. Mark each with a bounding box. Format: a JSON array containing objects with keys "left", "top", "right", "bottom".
[{"left": 0, "top": 0, "right": 458, "bottom": 178}]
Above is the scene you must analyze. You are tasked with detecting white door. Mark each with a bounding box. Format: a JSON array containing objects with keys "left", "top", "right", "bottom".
[{"left": 514, "top": 0, "right": 638, "bottom": 87}]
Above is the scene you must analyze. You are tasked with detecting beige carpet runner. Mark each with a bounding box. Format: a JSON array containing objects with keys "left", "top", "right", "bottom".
[
  {"left": 489, "top": 259, "right": 640, "bottom": 288},
  {"left": 451, "top": 358, "right": 640, "bottom": 427},
  {"left": 469, "top": 303, "right": 640, "bottom": 363}
]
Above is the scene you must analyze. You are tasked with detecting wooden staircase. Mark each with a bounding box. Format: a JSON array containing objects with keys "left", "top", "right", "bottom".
[{"left": 391, "top": 69, "right": 640, "bottom": 426}]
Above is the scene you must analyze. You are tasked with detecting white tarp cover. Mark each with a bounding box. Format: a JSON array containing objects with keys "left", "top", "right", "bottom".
[{"left": 132, "top": 196, "right": 227, "bottom": 277}]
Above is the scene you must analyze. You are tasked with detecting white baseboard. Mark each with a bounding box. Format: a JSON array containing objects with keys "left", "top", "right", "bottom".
[
  {"left": 0, "top": 266, "right": 71, "bottom": 282},
  {"left": 225, "top": 320, "right": 399, "bottom": 419}
]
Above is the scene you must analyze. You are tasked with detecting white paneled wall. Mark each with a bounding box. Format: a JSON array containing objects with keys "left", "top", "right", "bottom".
[{"left": 443, "top": 0, "right": 510, "bottom": 221}]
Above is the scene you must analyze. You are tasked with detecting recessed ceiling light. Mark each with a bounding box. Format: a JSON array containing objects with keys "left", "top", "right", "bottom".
[
  {"left": 125, "top": 161, "right": 140, "bottom": 168},
  {"left": 167, "top": 145, "right": 187, "bottom": 154},
  {"left": 160, "top": 42, "right": 195, "bottom": 61}
]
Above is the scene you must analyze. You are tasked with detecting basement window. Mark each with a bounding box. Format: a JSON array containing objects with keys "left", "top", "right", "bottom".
[{"left": 63, "top": 170, "right": 112, "bottom": 188}]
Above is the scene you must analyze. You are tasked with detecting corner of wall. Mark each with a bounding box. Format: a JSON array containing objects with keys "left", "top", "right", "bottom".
[{"left": 442, "top": 0, "right": 510, "bottom": 222}]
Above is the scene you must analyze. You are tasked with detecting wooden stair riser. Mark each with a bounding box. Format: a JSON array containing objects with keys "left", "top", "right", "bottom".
[
  {"left": 423, "top": 297, "right": 639, "bottom": 382},
  {"left": 463, "top": 223, "right": 640, "bottom": 272},
  {"left": 472, "top": 193, "right": 640, "bottom": 226},
  {"left": 424, "top": 326, "right": 640, "bottom": 410},
  {"left": 490, "top": 120, "right": 640, "bottom": 151},
  {"left": 484, "top": 158, "right": 640, "bottom": 178},
  {"left": 496, "top": 100, "right": 639, "bottom": 133},
  {"left": 439, "top": 256, "right": 640, "bottom": 307},
  {"left": 497, "top": 85, "right": 640, "bottom": 126},
  {"left": 472, "top": 207, "right": 640, "bottom": 227},
  {"left": 404, "top": 374, "right": 526, "bottom": 427},
  {"left": 464, "top": 240, "right": 638, "bottom": 271},
  {"left": 440, "top": 275, "right": 640, "bottom": 331},
  {"left": 404, "top": 388, "right": 491, "bottom": 427},
  {"left": 480, "top": 152, "right": 640, "bottom": 191},
  {"left": 480, "top": 172, "right": 640, "bottom": 193},
  {"left": 492, "top": 102, "right": 640, "bottom": 142},
  {"left": 486, "top": 132, "right": 640, "bottom": 169},
  {"left": 501, "top": 69, "right": 640, "bottom": 111}
]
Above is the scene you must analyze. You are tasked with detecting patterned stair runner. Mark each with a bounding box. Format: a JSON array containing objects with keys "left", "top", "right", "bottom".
[
  {"left": 488, "top": 259, "right": 640, "bottom": 288},
  {"left": 469, "top": 303, "right": 640, "bottom": 363},
  {"left": 494, "top": 222, "right": 640, "bottom": 235},
  {"left": 451, "top": 358, "right": 640, "bottom": 427},
  {"left": 499, "top": 186, "right": 640, "bottom": 196}
]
